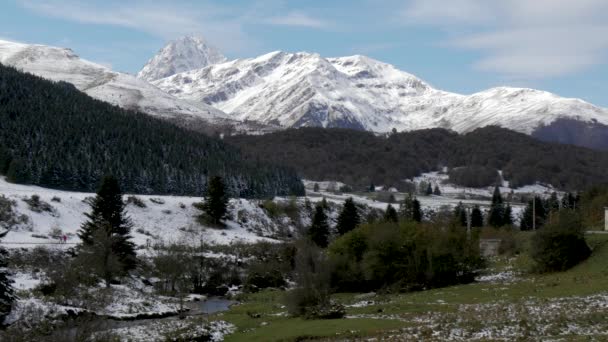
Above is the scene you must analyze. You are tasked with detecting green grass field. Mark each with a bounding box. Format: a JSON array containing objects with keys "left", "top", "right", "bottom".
[{"left": 214, "top": 233, "right": 608, "bottom": 341}]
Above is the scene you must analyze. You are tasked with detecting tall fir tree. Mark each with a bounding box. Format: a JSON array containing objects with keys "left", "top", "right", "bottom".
[
  {"left": 426, "top": 183, "right": 433, "bottom": 196},
  {"left": 433, "top": 185, "right": 442, "bottom": 196},
  {"left": 488, "top": 186, "right": 504, "bottom": 227},
  {"left": 78, "top": 175, "right": 136, "bottom": 271},
  {"left": 547, "top": 192, "right": 560, "bottom": 212},
  {"left": 336, "top": 198, "right": 360, "bottom": 236},
  {"left": 503, "top": 204, "right": 514, "bottom": 226},
  {"left": 520, "top": 196, "right": 547, "bottom": 231},
  {"left": 471, "top": 205, "right": 484, "bottom": 228},
  {"left": 454, "top": 202, "right": 468, "bottom": 227},
  {"left": 308, "top": 205, "right": 330, "bottom": 248},
  {"left": 412, "top": 198, "right": 422, "bottom": 222},
  {"left": 384, "top": 204, "right": 399, "bottom": 223},
  {"left": 202, "top": 176, "right": 229, "bottom": 225},
  {"left": 399, "top": 194, "right": 414, "bottom": 220},
  {"left": 0, "top": 229, "right": 14, "bottom": 323}
]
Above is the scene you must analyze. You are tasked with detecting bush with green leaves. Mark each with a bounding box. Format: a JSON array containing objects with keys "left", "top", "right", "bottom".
[
  {"left": 329, "top": 221, "right": 482, "bottom": 292},
  {"left": 285, "top": 241, "right": 344, "bottom": 319},
  {"left": 531, "top": 210, "right": 591, "bottom": 273}
]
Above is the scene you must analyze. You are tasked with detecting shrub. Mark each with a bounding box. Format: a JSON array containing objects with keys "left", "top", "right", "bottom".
[
  {"left": 449, "top": 166, "right": 499, "bottom": 188},
  {"left": 23, "top": 195, "right": 55, "bottom": 214},
  {"left": 244, "top": 261, "right": 286, "bottom": 291},
  {"left": 126, "top": 196, "right": 146, "bottom": 208},
  {"left": 49, "top": 226, "right": 63, "bottom": 240},
  {"left": 329, "top": 221, "right": 482, "bottom": 292},
  {"left": 531, "top": 210, "right": 591, "bottom": 273},
  {"left": 285, "top": 241, "right": 343, "bottom": 319},
  {"left": 149, "top": 198, "right": 165, "bottom": 205},
  {"left": 0, "top": 195, "right": 30, "bottom": 229},
  {"left": 50, "top": 196, "right": 61, "bottom": 203}
]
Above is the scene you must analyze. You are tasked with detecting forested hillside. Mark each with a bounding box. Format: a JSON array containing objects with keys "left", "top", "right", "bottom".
[
  {"left": 228, "top": 127, "right": 608, "bottom": 191},
  {"left": 0, "top": 64, "right": 304, "bottom": 197}
]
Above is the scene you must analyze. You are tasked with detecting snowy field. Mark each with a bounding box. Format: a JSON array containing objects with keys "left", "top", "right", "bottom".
[{"left": 0, "top": 177, "right": 297, "bottom": 250}]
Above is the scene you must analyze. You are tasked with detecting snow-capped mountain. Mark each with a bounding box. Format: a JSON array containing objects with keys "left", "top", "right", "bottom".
[
  {"left": 151, "top": 50, "right": 608, "bottom": 134},
  {"left": 138, "top": 36, "right": 226, "bottom": 82},
  {"left": 0, "top": 39, "right": 232, "bottom": 125}
]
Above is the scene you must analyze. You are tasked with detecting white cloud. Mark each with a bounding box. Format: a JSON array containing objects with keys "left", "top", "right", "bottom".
[
  {"left": 264, "top": 11, "right": 329, "bottom": 28},
  {"left": 402, "top": 0, "right": 608, "bottom": 78},
  {"left": 18, "top": 0, "right": 251, "bottom": 54},
  {"left": 18, "top": 0, "right": 330, "bottom": 55}
]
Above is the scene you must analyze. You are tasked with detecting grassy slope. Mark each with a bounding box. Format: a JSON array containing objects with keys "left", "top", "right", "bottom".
[{"left": 215, "top": 233, "right": 608, "bottom": 341}]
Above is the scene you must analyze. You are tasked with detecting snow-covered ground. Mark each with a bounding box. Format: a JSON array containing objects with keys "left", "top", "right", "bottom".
[
  {"left": 0, "top": 177, "right": 295, "bottom": 249},
  {"left": 411, "top": 171, "right": 561, "bottom": 199},
  {"left": 0, "top": 168, "right": 556, "bottom": 251}
]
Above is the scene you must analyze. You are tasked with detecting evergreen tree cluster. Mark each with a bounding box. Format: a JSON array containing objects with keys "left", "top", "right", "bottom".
[
  {"left": 0, "top": 228, "right": 14, "bottom": 323},
  {"left": 399, "top": 194, "right": 422, "bottom": 223},
  {"left": 0, "top": 64, "right": 303, "bottom": 198},
  {"left": 487, "top": 186, "right": 513, "bottom": 227},
  {"left": 520, "top": 192, "right": 579, "bottom": 231},
  {"left": 228, "top": 126, "right": 608, "bottom": 191}
]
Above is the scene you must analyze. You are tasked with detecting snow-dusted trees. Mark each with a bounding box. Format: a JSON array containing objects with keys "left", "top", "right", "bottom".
[
  {"left": 0, "top": 64, "right": 304, "bottom": 198},
  {"left": 0, "top": 228, "right": 14, "bottom": 323},
  {"left": 78, "top": 175, "right": 137, "bottom": 280},
  {"left": 198, "top": 176, "right": 229, "bottom": 226}
]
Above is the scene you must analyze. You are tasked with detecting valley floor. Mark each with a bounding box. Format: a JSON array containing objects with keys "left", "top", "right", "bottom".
[{"left": 213, "top": 234, "right": 608, "bottom": 341}]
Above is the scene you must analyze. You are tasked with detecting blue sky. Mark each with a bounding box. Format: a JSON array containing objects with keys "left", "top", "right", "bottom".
[{"left": 1, "top": 0, "right": 607, "bottom": 106}]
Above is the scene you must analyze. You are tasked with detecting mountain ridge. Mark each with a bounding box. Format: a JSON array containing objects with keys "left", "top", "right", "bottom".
[
  {"left": 149, "top": 44, "right": 608, "bottom": 135},
  {"left": 138, "top": 35, "right": 226, "bottom": 82}
]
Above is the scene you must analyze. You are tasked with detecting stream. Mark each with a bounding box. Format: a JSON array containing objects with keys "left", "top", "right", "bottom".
[{"left": 57, "top": 298, "right": 236, "bottom": 339}]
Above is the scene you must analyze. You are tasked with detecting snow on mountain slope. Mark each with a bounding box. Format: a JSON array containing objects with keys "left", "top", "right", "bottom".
[
  {"left": 0, "top": 39, "right": 230, "bottom": 124},
  {"left": 152, "top": 51, "right": 608, "bottom": 134},
  {"left": 138, "top": 35, "right": 226, "bottom": 82}
]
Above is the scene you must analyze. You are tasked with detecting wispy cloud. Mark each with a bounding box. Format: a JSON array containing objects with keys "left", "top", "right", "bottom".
[
  {"left": 264, "top": 11, "right": 329, "bottom": 29},
  {"left": 401, "top": 0, "right": 608, "bottom": 78},
  {"left": 18, "top": 0, "right": 331, "bottom": 54}
]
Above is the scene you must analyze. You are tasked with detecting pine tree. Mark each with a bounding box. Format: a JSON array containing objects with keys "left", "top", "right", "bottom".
[
  {"left": 309, "top": 205, "right": 329, "bottom": 247},
  {"left": 321, "top": 197, "right": 329, "bottom": 209},
  {"left": 0, "top": 229, "right": 14, "bottom": 323},
  {"left": 369, "top": 183, "right": 375, "bottom": 192},
  {"left": 488, "top": 186, "right": 504, "bottom": 227},
  {"left": 426, "top": 183, "right": 433, "bottom": 196},
  {"left": 503, "top": 204, "right": 513, "bottom": 226},
  {"left": 433, "top": 185, "right": 441, "bottom": 196},
  {"left": 547, "top": 192, "right": 560, "bottom": 212},
  {"left": 471, "top": 206, "right": 484, "bottom": 228},
  {"left": 520, "top": 196, "right": 547, "bottom": 231},
  {"left": 313, "top": 183, "right": 320, "bottom": 192},
  {"left": 78, "top": 175, "right": 136, "bottom": 271},
  {"left": 336, "top": 198, "right": 360, "bottom": 236},
  {"left": 454, "top": 202, "right": 467, "bottom": 227},
  {"left": 202, "top": 176, "right": 229, "bottom": 225},
  {"left": 412, "top": 198, "right": 422, "bottom": 222},
  {"left": 384, "top": 204, "right": 399, "bottom": 223}
]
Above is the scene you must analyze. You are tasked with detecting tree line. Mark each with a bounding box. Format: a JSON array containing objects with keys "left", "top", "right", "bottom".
[
  {"left": 0, "top": 64, "right": 304, "bottom": 198},
  {"left": 227, "top": 126, "right": 608, "bottom": 191}
]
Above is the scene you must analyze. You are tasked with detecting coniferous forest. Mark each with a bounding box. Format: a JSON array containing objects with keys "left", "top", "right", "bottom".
[
  {"left": 0, "top": 64, "right": 304, "bottom": 198},
  {"left": 228, "top": 126, "right": 608, "bottom": 191}
]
